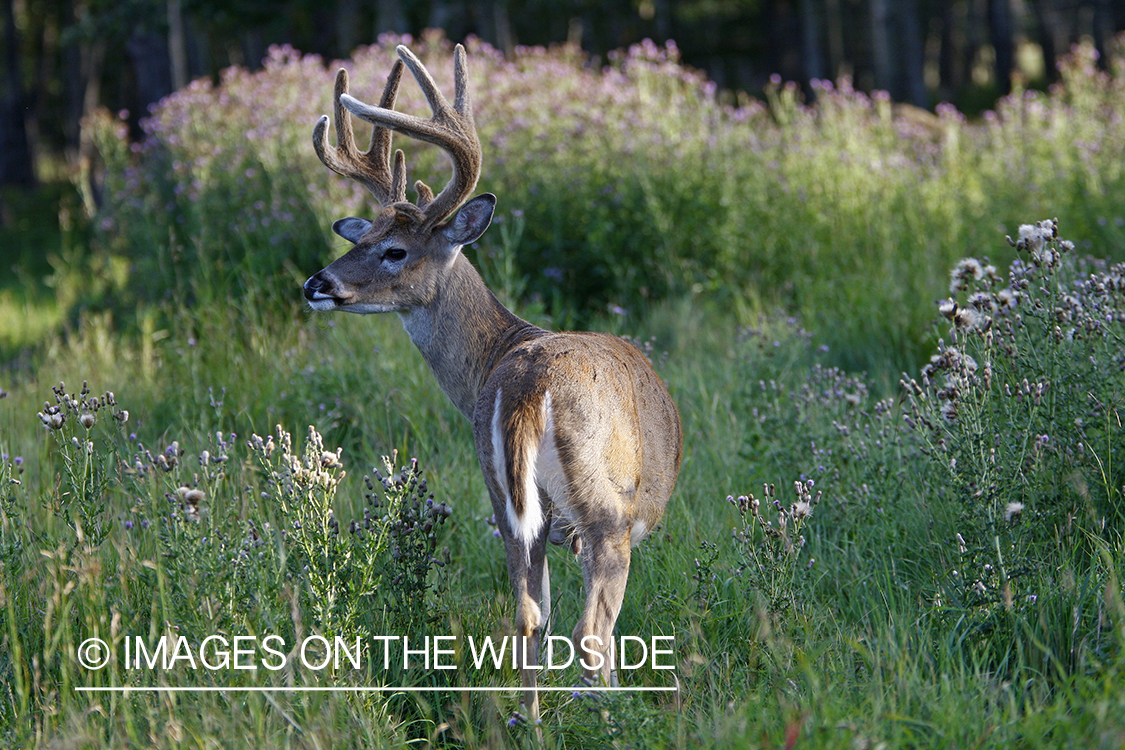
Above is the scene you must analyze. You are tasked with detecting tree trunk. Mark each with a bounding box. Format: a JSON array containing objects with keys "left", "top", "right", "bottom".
[
  {"left": 1, "top": 0, "right": 35, "bottom": 188},
  {"left": 167, "top": 0, "right": 188, "bottom": 90},
  {"left": 1091, "top": 0, "right": 1113, "bottom": 71},
  {"left": 989, "top": 0, "right": 1013, "bottom": 95},
  {"left": 1030, "top": 0, "right": 1059, "bottom": 83},
  {"left": 126, "top": 29, "right": 172, "bottom": 114},
  {"left": 653, "top": 0, "right": 672, "bottom": 42},
  {"left": 477, "top": 0, "right": 515, "bottom": 56},
  {"left": 492, "top": 0, "right": 514, "bottom": 58},
  {"left": 800, "top": 0, "right": 825, "bottom": 85},
  {"left": 767, "top": 0, "right": 802, "bottom": 85},
  {"left": 940, "top": 0, "right": 969, "bottom": 96},
  {"left": 870, "top": 0, "right": 894, "bottom": 93},
  {"left": 429, "top": 0, "right": 463, "bottom": 39},
  {"left": 824, "top": 0, "right": 846, "bottom": 79},
  {"left": 375, "top": 0, "right": 409, "bottom": 35},
  {"left": 900, "top": 0, "right": 928, "bottom": 106},
  {"left": 73, "top": 37, "right": 105, "bottom": 214}
]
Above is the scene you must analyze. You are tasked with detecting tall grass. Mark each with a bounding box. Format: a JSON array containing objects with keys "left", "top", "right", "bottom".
[{"left": 1, "top": 218, "right": 1123, "bottom": 748}]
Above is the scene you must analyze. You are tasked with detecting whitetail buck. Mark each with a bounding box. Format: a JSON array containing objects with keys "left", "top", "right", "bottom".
[{"left": 303, "top": 44, "right": 682, "bottom": 722}]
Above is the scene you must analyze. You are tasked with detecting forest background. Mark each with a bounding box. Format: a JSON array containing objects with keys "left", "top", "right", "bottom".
[{"left": 2, "top": 0, "right": 1125, "bottom": 195}]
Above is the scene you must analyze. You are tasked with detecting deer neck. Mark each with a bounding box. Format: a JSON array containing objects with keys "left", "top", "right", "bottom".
[{"left": 398, "top": 253, "right": 539, "bottom": 420}]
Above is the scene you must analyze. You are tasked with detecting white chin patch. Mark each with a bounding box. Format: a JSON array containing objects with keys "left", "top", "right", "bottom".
[
  {"left": 307, "top": 298, "right": 398, "bottom": 315},
  {"left": 306, "top": 298, "right": 338, "bottom": 312},
  {"left": 347, "top": 303, "right": 399, "bottom": 314}
]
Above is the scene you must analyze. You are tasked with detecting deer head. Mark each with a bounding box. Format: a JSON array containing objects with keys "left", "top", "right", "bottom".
[{"left": 303, "top": 44, "right": 496, "bottom": 314}]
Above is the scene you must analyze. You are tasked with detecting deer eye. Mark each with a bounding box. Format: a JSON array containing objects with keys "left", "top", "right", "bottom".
[{"left": 383, "top": 248, "right": 407, "bottom": 262}]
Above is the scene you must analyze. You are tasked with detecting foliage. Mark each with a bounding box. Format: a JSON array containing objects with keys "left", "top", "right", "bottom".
[{"left": 85, "top": 34, "right": 1125, "bottom": 372}]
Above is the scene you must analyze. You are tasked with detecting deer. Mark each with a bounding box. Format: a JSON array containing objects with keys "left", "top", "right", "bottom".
[{"left": 302, "top": 43, "right": 682, "bottom": 724}]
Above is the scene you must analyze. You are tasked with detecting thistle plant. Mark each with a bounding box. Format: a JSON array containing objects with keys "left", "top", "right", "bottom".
[
  {"left": 249, "top": 430, "right": 452, "bottom": 640},
  {"left": 364, "top": 452, "right": 453, "bottom": 630},
  {"left": 728, "top": 481, "right": 821, "bottom": 614},
  {"left": 250, "top": 424, "right": 373, "bottom": 638},
  {"left": 735, "top": 316, "right": 912, "bottom": 528},
  {"left": 905, "top": 219, "right": 1125, "bottom": 615},
  {"left": 0, "top": 425, "right": 23, "bottom": 519},
  {"left": 35, "top": 381, "right": 129, "bottom": 546},
  {"left": 0, "top": 451, "right": 23, "bottom": 574}
]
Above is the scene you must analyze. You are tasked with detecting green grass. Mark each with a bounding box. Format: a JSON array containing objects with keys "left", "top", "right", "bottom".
[{"left": 0, "top": 185, "right": 79, "bottom": 358}]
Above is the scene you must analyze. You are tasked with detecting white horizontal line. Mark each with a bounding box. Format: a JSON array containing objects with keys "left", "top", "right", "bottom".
[{"left": 76, "top": 685, "right": 677, "bottom": 693}]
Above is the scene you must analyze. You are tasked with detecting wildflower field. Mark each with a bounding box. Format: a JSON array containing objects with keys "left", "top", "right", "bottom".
[{"left": 1, "top": 33, "right": 1125, "bottom": 748}]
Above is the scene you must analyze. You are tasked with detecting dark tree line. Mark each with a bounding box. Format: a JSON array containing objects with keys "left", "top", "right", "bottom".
[{"left": 2, "top": 0, "right": 1123, "bottom": 191}]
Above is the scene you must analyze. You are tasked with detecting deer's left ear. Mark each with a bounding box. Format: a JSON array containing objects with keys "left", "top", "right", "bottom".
[
  {"left": 333, "top": 217, "right": 372, "bottom": 244},
  {"left": 443, "top": 194, "right": 496, "bottom": 247}
]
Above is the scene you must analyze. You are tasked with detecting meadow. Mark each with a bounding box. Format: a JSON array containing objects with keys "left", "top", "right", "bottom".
[{"left": 1, "top": 33, "right": 1124, "bottom": 748}]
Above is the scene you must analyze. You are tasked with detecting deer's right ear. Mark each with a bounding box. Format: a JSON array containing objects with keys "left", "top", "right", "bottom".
[{"left": 332, "top": 217, "right": 372, "bottom": 244}]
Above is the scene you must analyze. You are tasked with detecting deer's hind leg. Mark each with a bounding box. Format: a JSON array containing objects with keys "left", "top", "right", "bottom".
[
  {"left": 572, "top": 525, "right": 633, "bottom": 687},
  {"left": 538, "top": 489, "right": 554, "bottom": 638}
]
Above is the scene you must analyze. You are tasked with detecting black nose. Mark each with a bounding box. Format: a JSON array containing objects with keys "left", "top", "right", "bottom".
[{"left": 303, "top": 274, "right": 327, "bottom": 301}]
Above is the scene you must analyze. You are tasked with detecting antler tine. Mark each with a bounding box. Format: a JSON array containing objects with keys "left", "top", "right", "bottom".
[
  {"left": 340, "top": 44, "right": 481, "bottom": 228},
  {"left": 414, "top": 180, "right": 435, "bottom": 207},
  {"left": 313, "top": 62, "right": 408, "bottom": 205},
  {"left": 391, "top": 149, "right": 408, "bottom": 203}
]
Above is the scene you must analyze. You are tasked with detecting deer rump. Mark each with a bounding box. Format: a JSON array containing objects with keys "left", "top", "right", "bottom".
[{"left": 476, "top": 331, "right": 677, "bottom": 556}]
